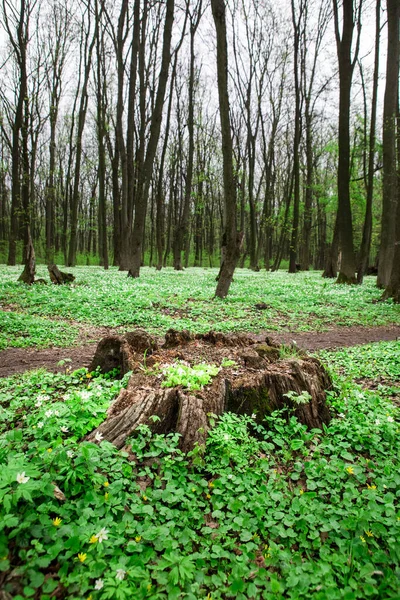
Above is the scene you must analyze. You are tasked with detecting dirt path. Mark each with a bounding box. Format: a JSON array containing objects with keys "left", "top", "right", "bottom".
[{"left": 0, "top": 324, "right": 399, "bottom": 378}]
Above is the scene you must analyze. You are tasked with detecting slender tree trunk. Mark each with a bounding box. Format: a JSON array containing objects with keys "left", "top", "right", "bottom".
[
  {"left": 289, "top": 0, "right": 302, "bottom": 274},
  {"left": 333, "top": 0, "right": 362, "bottom": 284},
  {"left": 67, "top": 4, "right": 98, "bottom": 266},
  {"left": 377, "top": 0, "right": 399, "bottom": 288},
  {"left": 357, "top": 2, "right": 380, "bottom": 284},
  {"left": 212, "top": 0, "right": 241, "bottom": 298},
  {"left": 128, "top": 0, "right": 175, "bottom": 278}
]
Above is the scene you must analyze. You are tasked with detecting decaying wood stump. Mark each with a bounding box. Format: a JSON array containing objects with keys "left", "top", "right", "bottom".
[
  {"left": 48, "top": 264, "right": 75, "bottom": 284},
  {"left": 85, "top": 329, "right": 332, "bottom": 452}
]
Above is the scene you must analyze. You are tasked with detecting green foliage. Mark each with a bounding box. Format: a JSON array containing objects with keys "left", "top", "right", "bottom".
[
  {"left": 0, "top": 311, "right": 78, "bottom": 350},
  {"left": 283, "top": 390, "right": 312, "bottom": 405},
  {"left": 0, "top": 341, "right": 400, "bottom": 598},
  {"left": 1, "top": 266, "right": 399, "bottom": 349},
  {"left": 161, "top": 362, "right": 220, "bottom": 391}
]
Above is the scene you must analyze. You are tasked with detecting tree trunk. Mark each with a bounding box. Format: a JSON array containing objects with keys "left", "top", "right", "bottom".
[
  {"left": 333, "top": 0, "right": 361, "bottom": 284},
  {"left": 212, "top": 0, "right": 241, "bottom": 298},
  {"left": 357, "top": 0, "right": 380, "bottom": 284},
  {"left": 87, "top": 331, "right": 332, "bottom": 452},
  {"left": 377, "top": 0, "right": 399, "bottom": 288},
  {"left": 18, "top": 230, "right": 35, "bottom": 285},
  {"left": 128, "top": 0, "right": 175, "bottom": 278}
]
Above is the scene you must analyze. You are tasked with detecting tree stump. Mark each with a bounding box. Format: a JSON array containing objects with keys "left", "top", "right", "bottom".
[
  {"left": 48, "top": 264, "right": 75, "bottom": 284},
  {"left": 85, "top": 330, "right": 332, "bottom": 452}
]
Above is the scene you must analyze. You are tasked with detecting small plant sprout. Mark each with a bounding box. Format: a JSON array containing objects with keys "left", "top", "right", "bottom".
[
  {"left": 162, "top": 362, "right": 220, "bottom": 391},
  {"left": 283, "top": 390, "right": 312, "bottom": 405},
  {"left": 221, "top": 358, "right": 237, "bottom": 368}
]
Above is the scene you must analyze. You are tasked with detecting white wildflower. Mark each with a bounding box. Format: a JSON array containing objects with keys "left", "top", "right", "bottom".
[
  {"left": 61, "top": 426, "right": 69, "bottom": 433},
  {"left": 96, "top": 527, "right": 109, "bottom": 543},
  {"left": 223, "top": 434, "right": 231, "bottom": 441},
  {"left": 387, "top": 416, "right": 394, "bottom": 423},
  {"left": 35, "top": 399, "right": 43, "bottom": 408},
  {"left": 227, "top": 474, "right": 233, "bottom": 480},
  {"left": 375, "top": 419, "right": 381, "bottom": 425},
  {"left": 16, "top": 472, "right": 30, "bottom": 484},
  {"left": 80, "top": 391, "right": 91, "bottom": 400},
  {"left": 45, "top": 409, "right": 53, "bottom": 418},
  {"left": 66, "top": 450, "right": 74, "bottom": 458},
  {"left": 22, "top": 415, "right": 27, "bottom": 420},
  {"left": 63, "top": 393, "right": 70, "bottom": 401},
  {"left": 54, "top": 410, "right": 60, "bottom": 417},
  {"left": 251, "top": 413, "right": 256, "bottom": 419},
  {"left": 37, "top": 422, "right": 44, "bottom": 429},
  {"left": 95, "top": 432, "right": 104, "bottom": 443},
  {"left": 337, "top": 413, "right": 345, "bottom": 419},
  {"left": 116, "top": 569, "right": 126, "bottom": 581},
  {"left": 94, "top": 579, "right": 104, "bottom": 590}
]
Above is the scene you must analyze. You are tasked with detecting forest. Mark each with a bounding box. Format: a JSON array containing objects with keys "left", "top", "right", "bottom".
[{"left": 0, "top": 0, "right": 400, "bottom": 598}]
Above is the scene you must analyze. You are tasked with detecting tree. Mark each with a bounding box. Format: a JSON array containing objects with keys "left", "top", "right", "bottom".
[
  {"left": 44, "top": 2, "right": 71, "bottom": 265},
  {"left": 212, "top": 0, "right": 241, "bottom": 298},
  {"left": 377, "top": 0, "right": 399, "bottom": 288},
  {"left": 332, "top": 0, "right": 362, "bottom": 284},
  {"left": 172, "top": 0, "right": 203, "bottom": 271},
  {"left": 2, "top": 0, "right": 36, "bottom": 266},
  {"left": 127, "top": 0, "right": 175, "bottom": 278},
  {"left": 357, "top": 0, "right": 381, "bottom": 284}
]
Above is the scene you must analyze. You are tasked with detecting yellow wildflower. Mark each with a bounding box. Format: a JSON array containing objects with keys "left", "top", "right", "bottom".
[
  {"left": 135, "top": 536, "right": 142, "bottom": 542},
  {"left": 103, "top": 481, "right": 109, "bottom": 487},
  {"left": 87, "top": 596, "right": 93, "bottom": 600},
  {"left": 143, "top": 495, "right": 148, "bottom": 501},
  {"left": 89, "top": 535, "right": 98, "bottom": 544},
  {"left": 52, "top": 517, "right": 62, "bottom": 527},
  {"left": 47, "top": 448, "right": 53, "bottom": 453},
  {"left": 346, "top": 466, "right": 354, "bottom": 475},
  {"left": 206, "top": 493, "right": 211, "bottom": 499},
  {"left": 86, "top": 373, "right": 92, "bottom": 379},
  {"left": 208, "top": 482, "right": 214, "bottom": 488},
  {"left": 365, "top": 530, "right": 374, "bottom": 537},
  {"left": 367, "top": 484, "right": 376, "bottom": 490},
  {"left": 78, "top": 553, "right": 87, "bottom": 562},
  {"left": 104, "top": 492, "right": 109, "bottom": 500},
  {"left": 191, "top": 488, "right": 196, "bottom": 492},
  {"left": 299, "top": 489, "right": 304, "bottom": 495},
  {"left": 359, "top": 536, "right": 366, "bottom": 543}
]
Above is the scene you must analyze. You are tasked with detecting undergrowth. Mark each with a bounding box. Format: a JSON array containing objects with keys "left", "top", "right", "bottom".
[
  {"left": 0, "top": 340, "right": 399, "bottom": 599},
  {"left": 1, "top": 266, "right": 399, "bottom": 349}
]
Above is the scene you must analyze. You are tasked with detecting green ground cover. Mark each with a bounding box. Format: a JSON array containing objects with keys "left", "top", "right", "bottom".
[
  {"left": 1, "top": 266, "right": 399, "bottom": 349},
  {"left": 0, "top": 341, "right": 399, "bottom": 599}
]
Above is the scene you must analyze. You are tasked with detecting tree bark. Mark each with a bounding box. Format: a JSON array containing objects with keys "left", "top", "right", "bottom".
[
  {"left": 128, "top": 0, "right": 175, "bottom": 278},
  {"left": 333, "top": 0, "right": 362, "bottom": 284},
  {"left": 212, "top": 0, "right": 241, "bottom": 298},
  {"left": 357, "top": 0, "right": 380, "bottom": 284},
  {"left": 87, "top": 331, "right": 332, "bottom": 452},
  {"left": 377, "top": 0, "right": 399, "bottom": 288}
]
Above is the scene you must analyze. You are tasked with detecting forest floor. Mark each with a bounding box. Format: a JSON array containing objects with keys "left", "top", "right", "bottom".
[{"left": 0, "top": 322, "right": 399, "bottom": 377}]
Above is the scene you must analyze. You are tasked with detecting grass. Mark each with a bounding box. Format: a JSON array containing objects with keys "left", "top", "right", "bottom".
[
  {"left": 0, "top": 340, "right": 399, "bottom": 599},
  {"left": 0, "top": 266, "right": 399, "bottom": 349}
]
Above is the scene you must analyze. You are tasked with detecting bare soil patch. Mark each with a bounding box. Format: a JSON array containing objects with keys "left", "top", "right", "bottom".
[{"left": 0, "top": 324, "right": 399, "bottom": 378}]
